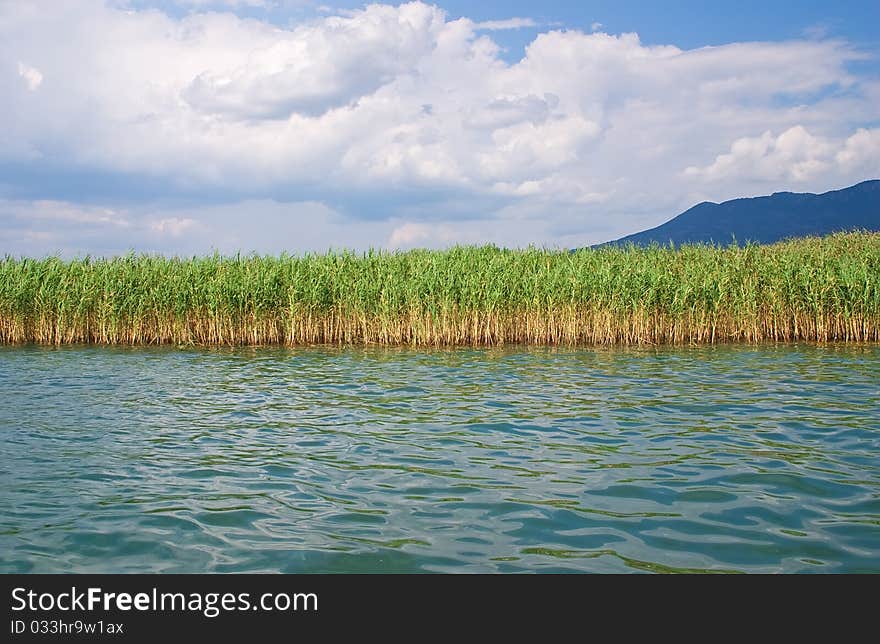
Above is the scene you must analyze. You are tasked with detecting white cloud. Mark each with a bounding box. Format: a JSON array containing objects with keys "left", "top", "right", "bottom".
[
  {"left": 389, "top": 221, "right": 454, "bottom": 247},
  {"left": 0, "top": 198, "right": 372, "bottom": 256},
  {"left": 150, "top": 217, "right": 200, "bottom": 237},
  {"left": 17, "top": 62, "right": 43, "bottom": 91},
  {"left": 836, "top": 128, "right": 880, "bottom": 173},
  {"left": 0, "top": 1, "right": 877, "bottom": 252},
  {"left": 389, "top": 222, "right": 432, "bottom": 246},
  {"left": 462, "top": 93, "right": 558, "bottom": 130},
  {"left": 2, "top": 199, "right": 131, "bottom": 227},
  {"left": 0, "top": 199, "right": 134, "bottom": 257},
  {"left": 684, "top": 125, "right": 880, "bottom": 185},
  {"left": 183, "top": 3, "right": 447, "bottom": 119},
  {"left": 0, "top": 196, "right": 592, "bottom": 257},
  {"left": 590, "top": 22, "right": 603, "bottom": 32},
  {"left": 475, "top": 18, "right": 537, "bottom": 31}
]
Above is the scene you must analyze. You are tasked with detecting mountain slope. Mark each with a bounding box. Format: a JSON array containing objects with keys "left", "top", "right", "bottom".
[{"left": 599, "top": 179, "right": 880, "bottom": 247}]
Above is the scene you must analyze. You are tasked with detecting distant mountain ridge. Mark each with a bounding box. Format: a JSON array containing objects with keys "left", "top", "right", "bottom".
[{"left": 598, "top": 179, "right": 880, "bottom": 247}]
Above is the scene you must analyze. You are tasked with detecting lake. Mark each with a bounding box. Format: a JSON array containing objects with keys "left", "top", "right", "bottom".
[{"left": 1, "top": 344, "right": 878, "bottom": 573}]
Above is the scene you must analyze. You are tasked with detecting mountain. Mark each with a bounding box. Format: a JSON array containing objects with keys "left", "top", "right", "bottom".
[{"left": 598, "top": 179, "right": 880, "bottom": 247}]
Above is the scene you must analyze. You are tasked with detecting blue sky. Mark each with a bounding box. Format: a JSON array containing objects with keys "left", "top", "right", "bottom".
[
  {"left": 2, "top": 0, "right": 878, "bottom": 256},
  {"left": 136, "top": 0, "right": 880, "bottom": 48}
]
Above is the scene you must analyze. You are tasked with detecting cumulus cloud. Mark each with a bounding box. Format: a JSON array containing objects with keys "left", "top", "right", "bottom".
[
  {"left": 462, "top": 93, "right": 558, "bottom": 130},
  {"left": 0, "top": 0, "right": 878, "bottom": 253},
  {"left": 684, "top": 126, "right": 880, "bottom": 185},
  {"left": 836, "top": 128, "right": 880, "bottom": 173},
  {"left": 183, "top": 3, "right": 447, "bottom": 119}
]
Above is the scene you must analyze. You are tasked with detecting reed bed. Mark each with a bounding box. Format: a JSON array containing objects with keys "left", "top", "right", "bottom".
[{"left": 1, "top": 232, "right": 879, "bottom": 346}]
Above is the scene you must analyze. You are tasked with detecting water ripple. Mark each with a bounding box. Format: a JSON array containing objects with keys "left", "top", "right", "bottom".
[{"left": 1, "top": 343, "right": 878, "bottom": 573}]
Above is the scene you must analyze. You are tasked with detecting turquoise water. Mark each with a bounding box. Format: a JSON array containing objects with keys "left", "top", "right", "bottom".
[{"left": 1, "top": 344, "right": 878, "bottom": 573}]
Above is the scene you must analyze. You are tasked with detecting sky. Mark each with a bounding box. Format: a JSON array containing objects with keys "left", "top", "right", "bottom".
[{"left": 2, "top": 0, "right": 879, "bottom": 256}]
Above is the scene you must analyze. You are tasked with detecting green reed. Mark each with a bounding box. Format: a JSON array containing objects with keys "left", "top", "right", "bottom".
[{"left": 1, "top": 231, "right": 878, "bottom": 346}]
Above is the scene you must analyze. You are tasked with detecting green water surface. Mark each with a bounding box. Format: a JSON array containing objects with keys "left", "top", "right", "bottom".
[{"left": 1, "top": 344, "right": 878, "bottom": 573}]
